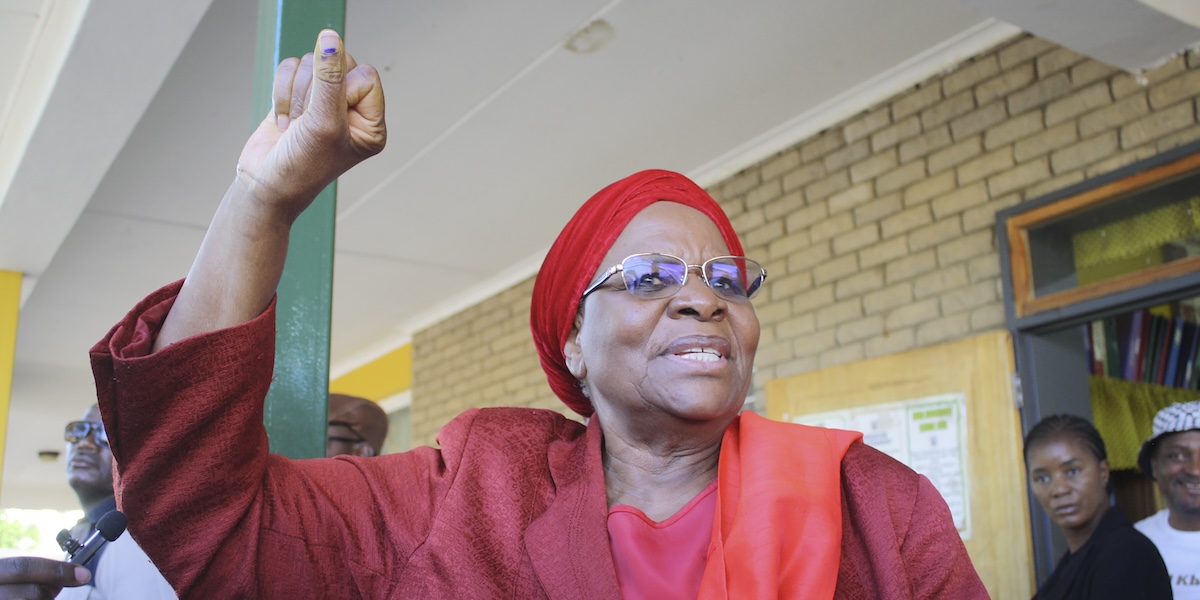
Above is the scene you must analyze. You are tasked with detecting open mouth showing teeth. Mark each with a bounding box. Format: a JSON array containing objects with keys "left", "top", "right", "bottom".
[{"left": 678, "top": 348, "right": 723, "bottom": 362}]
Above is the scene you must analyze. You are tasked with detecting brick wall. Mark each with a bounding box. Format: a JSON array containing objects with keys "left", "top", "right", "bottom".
[{"left": 411, "top": 35, "right": 1200, "bottom": 444}]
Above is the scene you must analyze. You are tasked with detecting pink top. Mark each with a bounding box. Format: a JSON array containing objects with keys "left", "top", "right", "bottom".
[{"left": 607, "top": 480, "right": 718, "bottom": 600}]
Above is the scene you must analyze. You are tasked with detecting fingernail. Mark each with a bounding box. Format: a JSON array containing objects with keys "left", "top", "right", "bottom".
[
  {"left": 75, "top": 566, "right": 91, "bottom": 584},
  {"left": 277, "top": 114, "right": 289, "bottom": 132},
  {"left": 318, "top": 30, "right": 340, "bottom": 57}
]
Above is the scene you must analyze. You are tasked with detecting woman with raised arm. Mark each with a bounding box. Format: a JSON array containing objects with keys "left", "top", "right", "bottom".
[{"left": 82, "top": 30, "right": 986, "bottom": 599}]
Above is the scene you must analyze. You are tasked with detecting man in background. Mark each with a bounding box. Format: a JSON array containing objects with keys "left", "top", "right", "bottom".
[
  {"left": 326, "top": 394, "right": 389, "bottom": 458},
  {"left": 57, "top": 404, "right": 176, "bottom": 599},
  {"left": 1136, "top": 400, "right": 1200, "bottom": 598}
]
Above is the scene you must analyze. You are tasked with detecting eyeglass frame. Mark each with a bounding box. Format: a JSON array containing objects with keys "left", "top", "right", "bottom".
[
  {"left": 327, "top": 421, "right": 366, "bottom": 446},
  {"left": 580, "top": 252, "right": 767, "bottom": 302},
  {"left": 64, "top": 421, "right": 108, "bottom": 447}
]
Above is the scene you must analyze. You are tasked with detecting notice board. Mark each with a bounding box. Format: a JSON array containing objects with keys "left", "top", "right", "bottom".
[{"left": 765, "top": 330, "right": 1033, "bottom": 598}]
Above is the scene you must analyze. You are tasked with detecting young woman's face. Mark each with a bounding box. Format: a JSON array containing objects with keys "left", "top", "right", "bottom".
[{"left": 1027, "top": 434, "right": 1110, "bottom": 535}]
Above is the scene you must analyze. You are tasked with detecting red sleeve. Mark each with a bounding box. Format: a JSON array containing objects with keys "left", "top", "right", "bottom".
[
  {"left": 837, "top": 443, "right": 989, "bottom": 599},
  {"left": 89, "top": 281, "right": 470, "bottom": 598}
]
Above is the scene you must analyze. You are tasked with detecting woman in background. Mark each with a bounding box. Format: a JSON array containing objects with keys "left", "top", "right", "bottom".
[{"left": 1025, "top": 414, "right": 1171, "bottom": 599}]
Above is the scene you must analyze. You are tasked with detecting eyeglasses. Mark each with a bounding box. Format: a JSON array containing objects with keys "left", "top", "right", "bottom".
[
  {"left": 64, "top": 421, "right": 108, "bottom": 447},
  {"left": 581, "top": 253, "right": 766, "bottom": 302},
  {"left": 327, "top": 422, "right": 364, "bottom": 446}
]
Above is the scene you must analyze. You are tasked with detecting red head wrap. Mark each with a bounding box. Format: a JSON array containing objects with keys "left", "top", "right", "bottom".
[{"left": 530, "top": 169, "right": 746, "bottom": 417}]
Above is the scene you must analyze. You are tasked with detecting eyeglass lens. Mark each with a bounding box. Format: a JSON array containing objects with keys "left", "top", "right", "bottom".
[
  {"left": 64, "top": 421, "right": 108, "bottom": 445},
  {"left": 619, "top": 254, "right": 764, "bottom": 301}
]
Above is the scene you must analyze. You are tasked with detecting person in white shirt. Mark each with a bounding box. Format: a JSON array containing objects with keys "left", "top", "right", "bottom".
[{"left": 1136, "top": 400, "right": 1200, "bottom": 599}]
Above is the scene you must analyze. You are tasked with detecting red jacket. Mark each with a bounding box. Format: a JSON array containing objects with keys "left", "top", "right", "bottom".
[{"left": 91, "top": 281, "right": 987, "bottom": 599}]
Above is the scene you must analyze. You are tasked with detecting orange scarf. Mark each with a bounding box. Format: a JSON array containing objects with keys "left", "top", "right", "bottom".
[{"left": 700, "top": 412, "right": 861, "bottom": 599}]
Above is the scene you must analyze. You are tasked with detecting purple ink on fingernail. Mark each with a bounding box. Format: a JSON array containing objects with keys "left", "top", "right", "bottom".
[{"left": 323, "top": 46, "right": 337, "bottom": 55}]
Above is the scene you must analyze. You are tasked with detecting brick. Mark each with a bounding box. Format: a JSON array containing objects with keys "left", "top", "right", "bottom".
[
  {"left": 785, "top": 202, "right": 829, "bottom": 233},
  {"left": 730, "top": 207, "right": 765, "bottom": 233},
  {"left": 801, "top": 130, "right": 847, "bottom": 163},
  {"left": 806, "top": 170, "right": 852, "bottom": 203},
  {"left": 721, "top": 170, "right": 760, "bottom": 197},
  {"left": 837, "top": 315, "right": 885, "bottom": 344},
  {"left": 745, "top": 178, "right": 783, "bottom": 208},
  {"left": 761, "top": 149, "right": 801, "bottom": 181},
  {"left": 929, "top": 138, "right": 984, "bottom": 174},
  {"left": 1037, "top": 47, "right": 1086, "bottom": 77},
  {"left": 756, "top": 339, "right": 796, "bottom": 366},
  {"left": 782, "top": 162, "right": 827, "bottom": 192},
  {"left": 775, "top": 313, "right": 816, "bottom": 340},
  {"left": 850, "top": 150, "right": 899, "bottom": 184},
  {"left": 886, "top": 298, "right": 940, "bottom": 329},
  {"left": 864, "top": 281, "right": 914, "bottom": 314},
  {"left": 833, "top": 224, "right": 881, "bottom": 255},
  {"left": 794, "top": 327, "right": 839, "bottom": 358},
  {"left": 871, "top": 116, "right": 922, "bottom": 152},
  {"left": 881, "top": 205, "right": 934, "bottom": 238},
  {"left": 818, "top": 343, "right": 866, "bottom": 369},
  {"left": 977, "top": 64, "right": 1036, "bottom": 106},
  {"left": 767, "top": 230, "right": 812, "bottom": 261},
  {"left": 744, "top": 219, "right": 785, "bottom": 248},
  {"left": 770, "top": 271, "right": 814, "bottom": 298},
  {"left": 859, "top": 236, "right": 910, "bottom": 268},
  {"left": 1085, "top": 147, "right": 1161, "bottom": 179},
  {"left": 876, "top": 161, "right": 928, "bottom": 196},
  {"left": 922, "top": 91, "right": 976, "bottom": 130},
  {"left": 835, "top": 268, "right": 885, "bottom": 299},
  {"left": 1051, "top": 131, "right": 1119, "bottom": 173},
  {"left": 909, "top": 219, "right": 964, "bottom": 253},
  {"left": 916, "top": 313, "right": 972, "bottom": 346},
  {"left": 792, "top": 284, "right": 836, "bottom": 314},
  {"left": 905, "top": 170, "right": 957, "bottom": 206},
  {"left": 816, "top": 300, "right": 864, "bottom": 333},
  {"left": 914, "top": 265, "right": 970, "bottom": 299},
  {"left": 866, "top": 329, "right": 916, "bottom": 358},
  {"left": 1045, "top": 82, "right": 1113, "bottom": 126},
  {"left": 811, "top": 212, "right": 855, "bottom": 245},
  {"left": 1140, "top": 55, "right": 1189, "bottom": 86},
  {"left": 950, "top": 101, "right": 1008, "bottom": 141},
  {"left": 1154, "top": 122, "right": 1200, "bottom": 154},
  {"left": 1111, "top": 72, "right": 1150, "bottom": 99},
  {"left": 1007, "top": 72, "right": 1073, "bottom": 115},
  {"left": 1120, "top": 102, "right": 1196, "bottom": 148},
  {"left": 774, "top": 357, "right": 819, "bottom": 380},
  {"left": 957, "top": 148, "right": 1016, "bottom": 185},
  {"left": 1080, "top": 94, "right": 1149, "bottom": 137},
  {"left": 899, "top": 126, "right": 953, "bottom": 163},
  {"left": 990, "top": 158, "right": 1052, "bottom": 197},
  {"left": 894, "top": 83, "right": 943, "bottom": 120},
  {"left": 755, "top": 299, "right": 793, "bottom": 323},
  {"left": 970, "top": 303, "right": 1006, "bottom": 330},
  {"left": 937, "top": 229, "right": 994, "bottom": 266},
  {"left": 1070, "top": 60, "right": 1119, "bottom": 88},
  {"left": 764, "top": 190, "right": 805, "bottom": 221},
  {"left": 845, "top": 107, "right": 892, "bottom": 143},
  {"left": 1025, "top": 171, "right": 1085, "bottom": 199},
  {"left": 825, "top": 139, "right": 873, "bottom": 172},
  {"left": 931, "top": 182, "right": 989, "bottom": 219},
  {"left": 855, "top": 193, "right": 903, "bottom": 225},
  {"left": 984, "top": 111, "right": 1045, "bottom": 150},
  {"left": 786, "top": 243, "right": 833, "bottom": 273},
  {"left": 813, "top": 254, "right": 858, "bottom": 285},
  {"left": 944, "top": 55, "right": 1001, "bottom": 96},
  {"left": 998, "top": 36, "right": 1056, "bottom": 70},
  {"left": 885, "top": 249, "right": 937, "bottom": 283},
  {"left": 968, "top": 254, "right": 1001, "bottom": 282},
  {"left": 829, "top": 182, "right": 874, "bottom": 214},
  {"left": 963, "top": 194, "right": 1021, "bottom": 232},
  {"left": 1013, "top": 123, "right": 1079, "bottom": 162}
]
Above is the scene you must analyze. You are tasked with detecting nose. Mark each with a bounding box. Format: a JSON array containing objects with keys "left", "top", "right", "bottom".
[{"left": 668, "top": 267, "right": 727, "bottom": 320}]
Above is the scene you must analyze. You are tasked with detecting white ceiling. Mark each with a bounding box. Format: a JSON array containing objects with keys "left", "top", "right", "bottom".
[{"left": 1, "top": 0, "right": 1196, "bottom": 511}]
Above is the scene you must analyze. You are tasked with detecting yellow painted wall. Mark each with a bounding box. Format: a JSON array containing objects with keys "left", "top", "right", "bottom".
[
  {"left": 330, "top": 343, "right": 411, "bottom": 402},
  {"left": 0, "top": 271, "right": 22, "bottom": 486}
]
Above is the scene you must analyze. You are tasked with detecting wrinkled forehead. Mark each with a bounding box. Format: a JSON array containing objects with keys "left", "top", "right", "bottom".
[{"left": 596, "top": 202, "right": 731, "bottom": 267}]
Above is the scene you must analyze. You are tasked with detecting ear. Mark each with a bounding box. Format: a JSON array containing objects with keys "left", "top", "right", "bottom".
[
  {"left": 1099, "top": 458, "right": 1110, "bottom": 486},
  {"left": 563, "top": 317, "right": 587, "bottom": 380}
]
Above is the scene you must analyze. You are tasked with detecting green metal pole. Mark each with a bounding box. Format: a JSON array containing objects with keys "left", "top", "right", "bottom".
[{"left": 253, "top": 0, "right": 346, "bottom": 458}]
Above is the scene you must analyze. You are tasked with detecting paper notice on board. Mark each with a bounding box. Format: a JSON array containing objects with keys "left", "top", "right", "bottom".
[{"left": 785, "top": 394, "right": 971, "bottom": 538}]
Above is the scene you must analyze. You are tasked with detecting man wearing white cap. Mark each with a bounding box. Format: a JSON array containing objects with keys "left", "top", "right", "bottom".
[{"left": 1136, "top": 400, "right": 1200, "bottom": 598}]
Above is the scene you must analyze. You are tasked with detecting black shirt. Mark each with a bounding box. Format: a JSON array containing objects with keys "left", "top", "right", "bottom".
[{"left": 1033, "top": 507, "right": 1172, "bottom": 599}]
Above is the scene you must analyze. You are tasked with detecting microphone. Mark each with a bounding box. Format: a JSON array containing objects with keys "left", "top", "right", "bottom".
[{"left": 68, "top": 510, "right": 127, "bottom": 566}]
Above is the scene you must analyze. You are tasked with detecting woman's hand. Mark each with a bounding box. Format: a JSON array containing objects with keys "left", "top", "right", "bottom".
[
  {"left": 235, "top": 28, "right": 386, "bottom": 226},
  {"left": 0, "top": 557, "right": 90, "bottom": 600}
]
